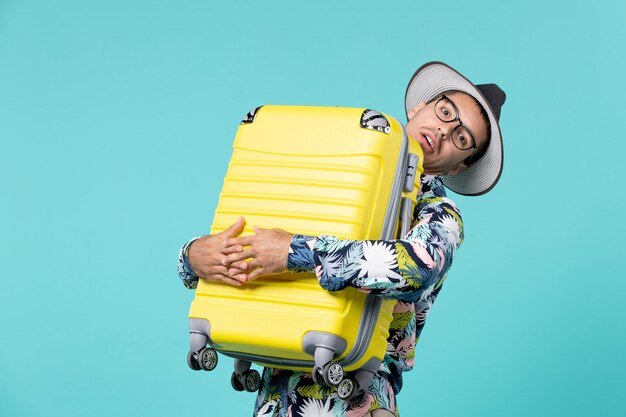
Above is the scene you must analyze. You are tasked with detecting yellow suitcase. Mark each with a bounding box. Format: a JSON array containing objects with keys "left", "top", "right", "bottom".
[{"left": 187, "top": 105, "right": 423, "bottom": 403}]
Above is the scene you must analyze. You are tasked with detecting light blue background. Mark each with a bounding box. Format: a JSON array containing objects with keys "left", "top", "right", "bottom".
[{"left": 1, "top": 1, "right": 624, "bottom": 416}]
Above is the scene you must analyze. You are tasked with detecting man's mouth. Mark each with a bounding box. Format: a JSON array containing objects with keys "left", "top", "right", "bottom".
[{"left": 421, "top": 132, "right": 436, "bottom": 152}]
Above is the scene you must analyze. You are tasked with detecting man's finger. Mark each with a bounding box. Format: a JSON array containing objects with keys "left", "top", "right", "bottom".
[
  {"left": 253, "top": 225, "right": 267, "bottom": 234},
  {"left": 200, "top": 275, "right": 243, "bottom": 287},
  {"left": 221, "top": 216, "right": 246, "bottom": 238},
  {"left": 222, "top": 249, "right": 252, "bottom": 265},
  {"left": 222, "top": 245, "right": 243, "bottom": 255},
  {"left": 247, "top": 267, "right": 265, "bottom": 281},
  {"left": 209, "top": 267, "right": 245, "bottom": 284},
  {"left": 228, "top": 261, "right": 248, "bottom": 271},
  {"left": 230, "top": 272, "right": 247, "bottom": 282},
  {"left": 225, "top": 235, "right": 254, "bottom": 248},
  {"left": 228, "top": 261, "right": 248, "bottom": 275},
  {"left": 246, "top": 259, "right": 262, "bottom": 270},
  {"left": 205, "top": 265, "right": 233, "bottom": 278},
  {"left": 226, "top": 263, "right": 253, "bottom": 277},
  {"left": 219, "top": 276, "right": 244, "bottom": 286}
]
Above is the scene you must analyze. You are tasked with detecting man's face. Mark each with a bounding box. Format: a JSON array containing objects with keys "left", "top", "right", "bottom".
[{"left": 405, "top": 91, "right": 489, "bottom": 176}]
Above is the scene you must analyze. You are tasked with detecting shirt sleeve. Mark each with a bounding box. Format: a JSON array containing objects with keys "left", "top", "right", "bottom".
[
  {"left": 178, "top": 237, "right": 200, "bottom": 289},
  {"left": 287, "top": 234, "right": 317, "bottom": 272},
  {"left": 288, "top": 196, "right": 464, "bottom": 303}
]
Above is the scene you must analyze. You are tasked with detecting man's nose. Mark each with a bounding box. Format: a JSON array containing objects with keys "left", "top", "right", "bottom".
[
  {"left": 437, "top": 120, "right": 461, "bottom": 144},
  {"left": 437, "top": 125, "right": 452, "bottom": 142}
]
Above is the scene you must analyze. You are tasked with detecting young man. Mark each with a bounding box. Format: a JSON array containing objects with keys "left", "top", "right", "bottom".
[{"left": 178, "top": 61, "right": 506, "bottom": 417}]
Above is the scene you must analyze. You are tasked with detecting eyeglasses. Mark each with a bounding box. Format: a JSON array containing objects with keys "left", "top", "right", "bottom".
[{"left": 434, "top": 95, "right": 478, "bottom": 151}]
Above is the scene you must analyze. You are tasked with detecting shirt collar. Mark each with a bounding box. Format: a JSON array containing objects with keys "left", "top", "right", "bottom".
[{"left": 419, "top": 175, "right": 447, "bottom": 199}]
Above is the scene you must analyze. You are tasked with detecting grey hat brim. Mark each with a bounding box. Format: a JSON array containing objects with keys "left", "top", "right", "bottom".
[{"left": 405, "top": 61, "right": 503, "bottom": 196}]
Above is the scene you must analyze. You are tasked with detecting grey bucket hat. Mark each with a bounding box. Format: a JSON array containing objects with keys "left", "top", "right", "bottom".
[{"left": 405, "top": 61, "right": 506, "bottom": 196}]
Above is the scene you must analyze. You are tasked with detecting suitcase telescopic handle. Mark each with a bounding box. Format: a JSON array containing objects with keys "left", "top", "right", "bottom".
[
  {"left": 399, "top": 153, "right": 419, "bottom": 238},
  {"left": 399, "top": 197, "right": 413, "bottom": 239},
  {"left": 403, "top": 153, "right": 419, "bottom": 193}
]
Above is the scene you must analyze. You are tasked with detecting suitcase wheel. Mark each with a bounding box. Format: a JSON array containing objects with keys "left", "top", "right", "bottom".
[
  {"left": 322, "top": 362, "right": 344, "bottom": 387},
  {"left": 198, "top": 347, "right": 218, "bottom": 371},
  {"left": 187, "top": 350, "right": 201, "bottom": 371},
  {"left": 336, "top": 377, "right": 355, "bottom": 400},
  {"left": 243, "top": 369, "right": 261, "bottom": 392},
  {"left": 336, "top": 376, "right": 367, "bottom": 406},
  {"left": 348, "top": 389, "right": 367, "bottom": 407},
  {"left": 231, "top": 372, "right": 245, "bottom": 391},
  {"left": 231, "top": 369, "right": 261, "bottom": 393}
]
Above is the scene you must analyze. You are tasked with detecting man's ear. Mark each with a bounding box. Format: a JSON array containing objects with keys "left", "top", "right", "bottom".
[
  {"left": 407, "top": 102, "right": 427, "bottom": 120},
  {"left": 446, "top": 163, "right": 467, "bottom": 177}
]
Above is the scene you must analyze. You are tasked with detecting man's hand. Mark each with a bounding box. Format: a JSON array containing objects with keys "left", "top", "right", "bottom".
[
  {"left": 223, "top": 226, "right": 293, "bottom": 282},
  {"left": 188, "top": 217, "right": 248, "bottom": 287}
]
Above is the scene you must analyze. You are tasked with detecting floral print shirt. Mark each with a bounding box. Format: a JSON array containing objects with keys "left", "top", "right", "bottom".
[{"left": 178, "top": 175, "right": 464, "bottom": 415}]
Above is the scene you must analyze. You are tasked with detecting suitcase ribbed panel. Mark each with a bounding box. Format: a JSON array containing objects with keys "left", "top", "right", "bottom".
[
  {"left": 193, "top": 280, "right": 368, "bottom": 360},
  {"left": 214, "top": 153, "right": 382, "bottom": 239}
]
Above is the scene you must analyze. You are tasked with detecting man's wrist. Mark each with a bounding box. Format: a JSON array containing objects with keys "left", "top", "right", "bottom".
[{"left": 178, "top": 237, "right": 200, "bottom": 289}]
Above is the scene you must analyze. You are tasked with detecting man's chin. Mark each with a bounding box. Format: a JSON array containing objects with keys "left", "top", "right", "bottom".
[{"left": 422, "top": 168, "right": 443, "bottom": 176}]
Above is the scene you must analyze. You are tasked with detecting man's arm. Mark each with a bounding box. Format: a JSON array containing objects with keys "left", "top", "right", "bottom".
[
  {"left": 310, "top": 196, "right": 462, "bottom": 302},
  {"left": 225, "top": 194, "right": 464, "bottom": 303}
]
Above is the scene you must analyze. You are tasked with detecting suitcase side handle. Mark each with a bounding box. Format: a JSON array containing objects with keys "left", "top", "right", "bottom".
[
  {"left": 360, "top": 109, "right": 391, "bottom": 134},
  {"left": 241, "top": 106, "right": 264, "bottom": 124}
]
